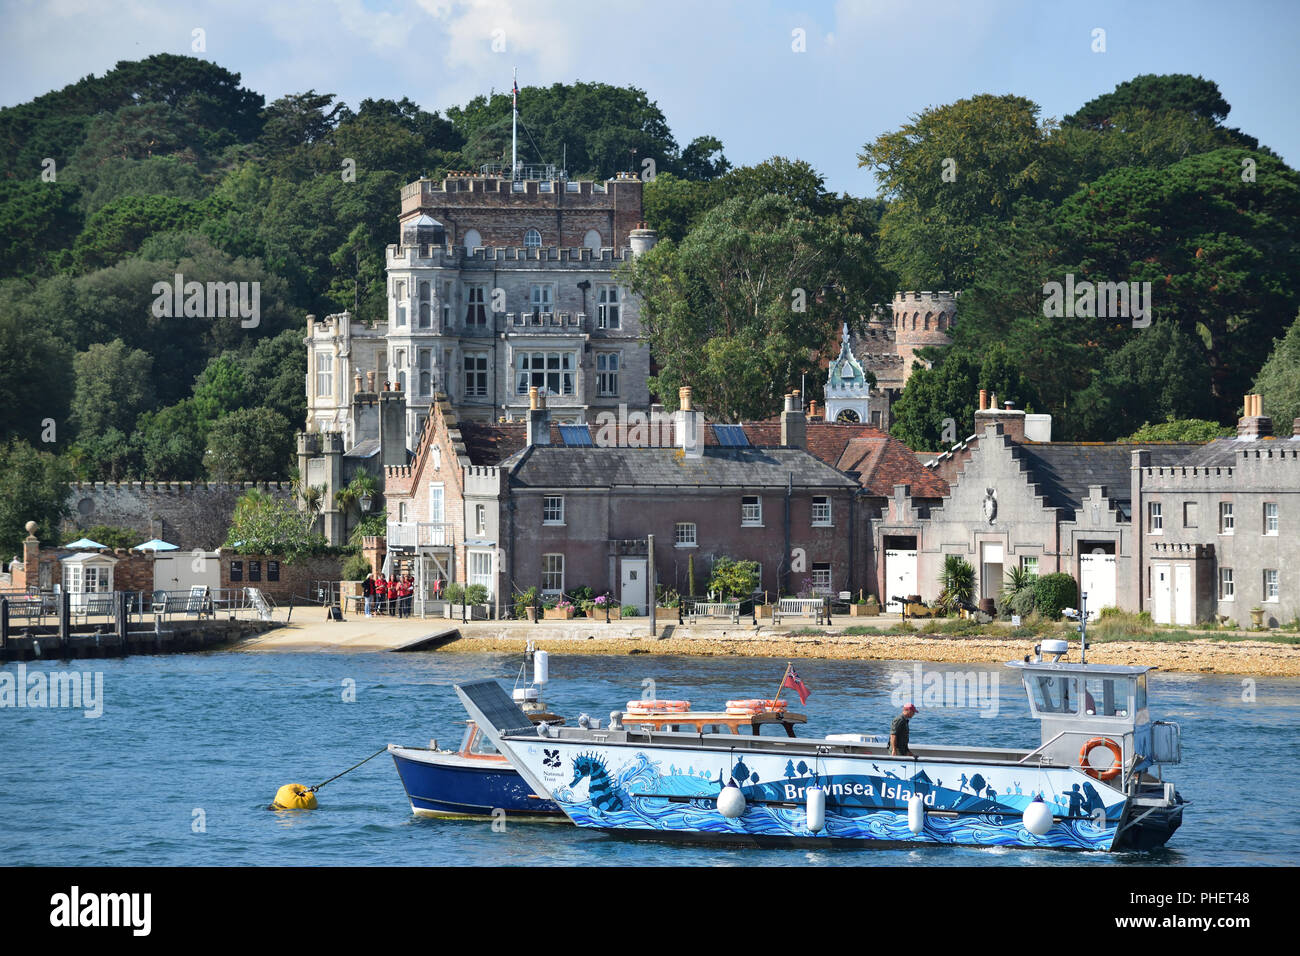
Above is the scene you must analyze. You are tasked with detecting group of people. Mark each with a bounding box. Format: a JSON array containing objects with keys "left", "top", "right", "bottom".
[{"left": 362, "top": 572, "right": 415, "bottom": 618}]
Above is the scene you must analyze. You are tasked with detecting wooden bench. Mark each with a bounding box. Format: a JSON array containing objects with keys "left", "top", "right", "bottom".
[
  {"left": 774, "top": 597, "right": 827, "bottom": 625},
  {"left": 6, "top": 598, "right": 46, "bottom": 623},
  {"left": 687, "top": 601, "right": 740, "bottom": 624}
]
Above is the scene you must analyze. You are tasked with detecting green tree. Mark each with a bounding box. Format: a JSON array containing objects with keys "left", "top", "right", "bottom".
[
  {"left": 0, "top": 439, "right": 72, "bottom": 555},
  {"left": 1124, "top": 419, "right": 1235, "bottom": 442},
  {"left": 0, "top": 302, "right": 73, "bottom": 445},
  {"left": 1253, "top": 310, "right": 1300, "bottom": 437},
  {"left": 0, "top": 181, "right": 83, "bottom": 279},
  {"left": 134, "top": 399, "right": 208, "bottom": 479},
  {"left": 625, "top": 193, "right": 886, "bottom": 420},
  {"left": 70, "top": 339, "right": 155, "bottom": 438},
  {"left": 224, "top": 487, "right": 326, "bottom": 561},
  {"left": 204, "top": 407, "right": 293, "bottom": 480},
  {"left": 707, "top": 555, "right": 759, "bottom": 599}
]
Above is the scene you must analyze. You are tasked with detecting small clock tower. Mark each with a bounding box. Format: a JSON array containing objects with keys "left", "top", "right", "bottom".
[{"left": 825, "top": 324, "right": 875, "bottom": 425}]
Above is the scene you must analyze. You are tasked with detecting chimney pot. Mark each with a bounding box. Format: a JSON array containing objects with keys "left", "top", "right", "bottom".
[
  {"left": 679, "top": 386, "right": 693, "bottom": 412},
  {"left": 979, "top": 389, "right": 988, "bottom": 411}
]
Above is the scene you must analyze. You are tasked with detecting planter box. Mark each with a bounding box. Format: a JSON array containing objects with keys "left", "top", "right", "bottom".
[
  {"left": 544, "top": 607, "right": 576, "bottom": 621},
  {"left": 849, "top": 604, "right": 880, "bottom": 617},
  {"left": 754, "top": 604, "right": 774, "bottom": 619}
]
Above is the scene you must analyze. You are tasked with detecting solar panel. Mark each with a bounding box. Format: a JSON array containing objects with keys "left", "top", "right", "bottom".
[
  {"left": 713, "top": 424, "right": 750, "bottom": 447},
  {"left": 558, "top": 423, "right": 593, "bottom": 446},
  {"left": 455, "top": 680, "right": 534, "bottom": 736}
]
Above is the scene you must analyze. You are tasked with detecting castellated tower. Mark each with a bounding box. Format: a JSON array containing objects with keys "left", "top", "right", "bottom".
[{"left": 891, "top": 290, "right": 958, "bottom": 385}]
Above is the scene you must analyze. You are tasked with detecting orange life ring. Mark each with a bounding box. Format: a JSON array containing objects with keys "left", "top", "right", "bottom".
[
  {"left": 725, "top": 699, "right": 788, "bottom": 713},
  {"left": 1078, "top": 737, "right": 1123, "bottom": 781},
  {"left": 626, "top": 700, "right": 690, "bottom": 713}
]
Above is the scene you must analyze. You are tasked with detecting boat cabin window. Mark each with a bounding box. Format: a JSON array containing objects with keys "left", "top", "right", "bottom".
[
  {"left": 468, "top": 727, "right": 500, "bottom": 756},
  {"left": 1029, "top": 674, "right": 1080, "bottom": 715},
  {"left": 1083, "top": 676, "right": 1130, "bottom": 717},
  {"left": 1135, "top": 673, "right": 1148, "bottom": 716}
]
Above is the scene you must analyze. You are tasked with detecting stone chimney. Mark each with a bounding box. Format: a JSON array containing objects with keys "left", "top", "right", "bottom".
[
  {"left": 673, "top": 386, "right": 701, "bottom": 456},
  {"left": 1237, "top": 393, "right": 1273, "bottom": 439},
  {"left": 781, "top": 391, "right": 807, "bottom": 449},
  {"left": 975, "top": 395, "right": 1026, "bottom": 442},
  {"left": 527, "top": 387, "right": 551, "bottom": 446},
  {"left": 629, "top": 222, "right": 658, "bottom": 257},
  {"left": 379, "top": 386, "right": 407, "bottom": 467}
]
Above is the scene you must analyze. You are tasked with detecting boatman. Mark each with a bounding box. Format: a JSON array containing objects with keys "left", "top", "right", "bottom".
[{"left": 890, "top": 703, "right": 917, "bottom": 757}]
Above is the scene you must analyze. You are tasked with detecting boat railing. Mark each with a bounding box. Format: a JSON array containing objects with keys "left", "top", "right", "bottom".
[{"left": 1018, "top": 728, "right": 1137, "bottom": 786}]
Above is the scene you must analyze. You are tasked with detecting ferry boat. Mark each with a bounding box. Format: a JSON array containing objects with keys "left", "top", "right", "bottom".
[{"left": 461, "top": 640, "right": 1186, "bottom": 851}]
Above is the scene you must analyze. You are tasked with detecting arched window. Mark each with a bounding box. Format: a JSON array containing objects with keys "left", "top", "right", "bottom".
[
  {"left": 418, "top": 281, "right": 431, "bottom": 328},
  {"left": 524, "top": 229, "right": 541, "bottom": 248},
  {"left": 462, "top": 228, "right": 482, "bottom": 253},
  {"left": 584, "top": 229, "right": 602, "bottom": 251}
]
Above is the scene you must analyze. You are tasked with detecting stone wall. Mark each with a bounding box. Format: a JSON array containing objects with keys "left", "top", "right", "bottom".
[
  {"left": 217, "top": 551, "right": 345, "bottom": 602},
  {"left": 63, "top": 482, "right": 294, "bottom": 551}
]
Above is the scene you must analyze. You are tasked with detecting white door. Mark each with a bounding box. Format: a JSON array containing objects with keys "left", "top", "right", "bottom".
[
  {"left": 885, "top": 549, "right": 917, "bottom": 613},
  {"left": 153, "top": 552, "right": 220, "bottom": 593},
  {"left": 981, "top": 543, "right": 1004, "bottom": 602},
  {"left": 621, "top": 559, "right": 647, "bottom": 614},
  {"left": 1079, "top": 551, "right": 1117, "bottom": 619},
  {"left": 1174, "top": 564, "right": 1193, "bottom": 626},
  {"left": 1152, "top": 563, "right": 1172, "bottom": 624}
]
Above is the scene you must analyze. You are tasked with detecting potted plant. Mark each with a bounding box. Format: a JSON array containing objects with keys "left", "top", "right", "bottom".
[
  {"left": 850, "top": 593, "right": 880, "bottom": 617},
  {"left": 443, "top": 582, "right": 465, "bottom": 619},
  {"left": 515, "top": 586, "right": 540, "bottom": 622},
  {"left": 545, "top": 599, "right": 576, "bottom": 621},
  {"left": 466, "top": 584, "right": 490, "bottom": 620},
  {"left": 655, "top": 585, "right": 681, "bottom": 616}
]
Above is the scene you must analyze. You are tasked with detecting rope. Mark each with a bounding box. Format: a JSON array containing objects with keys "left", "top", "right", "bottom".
[{"left": 310, "top": 746, "right": 389, "bottom": 792}]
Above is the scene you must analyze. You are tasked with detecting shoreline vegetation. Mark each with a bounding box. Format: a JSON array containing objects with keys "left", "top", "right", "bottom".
[{"left": 238, "top": 611, "right": 1300, "bottom": 676}]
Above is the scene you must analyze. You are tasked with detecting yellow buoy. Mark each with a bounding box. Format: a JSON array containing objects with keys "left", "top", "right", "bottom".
[{"left": 272, "top": 783, "right": 318, "bottom": 810}]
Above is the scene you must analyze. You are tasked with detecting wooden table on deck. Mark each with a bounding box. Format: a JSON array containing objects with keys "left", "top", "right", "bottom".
[{"left": 620, "top": 710, "right": 806, "bottom": 737}]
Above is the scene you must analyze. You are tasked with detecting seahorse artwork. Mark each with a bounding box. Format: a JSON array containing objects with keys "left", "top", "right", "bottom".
[{"left": 569, "top": 753, "right": 624, "bottom": 812}]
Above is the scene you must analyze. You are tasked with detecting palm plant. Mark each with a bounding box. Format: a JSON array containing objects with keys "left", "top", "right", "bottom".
[
  {"left": 1000, "top": 565, "right": 1037, "bottom": 617},
  {"left": 936, "top": 555, "right": 975, "bottom": 615}
]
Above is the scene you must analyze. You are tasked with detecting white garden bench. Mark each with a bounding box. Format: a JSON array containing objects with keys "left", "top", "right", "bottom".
[
  {"left": 774, "top": 597, "right": 827, "bottom": 625},
  {"left": 688, "top": 601, "right": 740, "bottom": 624}
]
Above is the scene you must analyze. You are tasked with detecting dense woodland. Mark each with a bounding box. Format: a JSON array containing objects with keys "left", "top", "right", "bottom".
[{"left": 1, "top": 56, "right": 1299, "bottom": 553}]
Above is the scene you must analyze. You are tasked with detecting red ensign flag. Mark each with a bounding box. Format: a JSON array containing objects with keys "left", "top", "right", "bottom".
[{"left": 783, "top": 666, "right": 811, "bottom": 705}]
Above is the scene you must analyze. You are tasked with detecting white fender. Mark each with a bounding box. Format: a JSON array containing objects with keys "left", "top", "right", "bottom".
[
  {"left": 1023, "top": 798, "right": 1054, "bottom": 836},
  {"left": 717, "top": 784, "right": 746, "bottom": 819},
  {"left": 907, "top": 794, "right": 925, "bottom": 835},
  {"left": 806, "top": 786, "right": 826, "bottom": 833}
]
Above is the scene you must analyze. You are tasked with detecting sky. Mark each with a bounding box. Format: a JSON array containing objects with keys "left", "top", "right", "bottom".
[{"left": 2, "top": 0, "right": 1297, "bottom": 194}]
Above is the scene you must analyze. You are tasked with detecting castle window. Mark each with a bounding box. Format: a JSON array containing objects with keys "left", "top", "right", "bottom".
[
  {"left": 1219, "top": 567, "right": 1234, "bottom": 601},
  {"left": 1264, "top": 502, "right": 1279, "bottom": 535},
  {"left": 524, "top": 229, "right": 542, "bottom": 248},
  {"left": 465, "top": 285, "right": 487, "bottom": 325},
  {"left": 418, "top": 349, "right": 433, "bottom": 397},
  {"left": 315, "top": 352, "right": 332, "bottom": 397},
  {"left": 462, "top": 228, "right": 481, "bottom": 253},
  {"left": 418, "top": 281, "right": 431, "bottom": 329},
  {"left": 1264, "top": 569, "right": 1279, "bottom": 602},
  {"left": 597, "top": 286, "right": 620, "bottom": 328},
  {"left": 596, "top": 352, "right": 619, "bottom": 396},
  {"left": 1219, "top": 501, "right": 1234, "bottom": 534},
  {"left": 464, "top": 352, "right": 488, "bottom": 398},
  {"left": 516, "top": 351, "right": 574, "bottom": 395},
  {"left": 1147, "top": 502, "right": 1163, "bottom": 533},
  {"left": 396, "top": 280, "right": 407, "bottom": 327},
  {"left": 441, "top": 281, "right": 453, "bottom": 328},
  {"left": 530, "top": 284, "right": 553, "bottom": 315},
  {"left": 584, "top": 229, "right": 602, "bottom": 251}
]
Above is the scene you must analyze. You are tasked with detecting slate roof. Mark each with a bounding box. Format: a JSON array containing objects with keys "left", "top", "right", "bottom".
[
  {"left": 502, "top": 445, "right": 860, "bottom": 490},
  {"left": 1013, "top": 442, "right": 1201, "bottom": 515},
  {"left": 344, "top": 439, "right": 380, "bottom": 459},
  {"left": 1178, "top": 435, "right": 1300, "bottom": 467}
]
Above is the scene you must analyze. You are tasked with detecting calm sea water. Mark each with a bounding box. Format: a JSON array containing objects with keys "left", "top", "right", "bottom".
[{"left": 1, "top": 650, "right": 1296, "bottom": 866}]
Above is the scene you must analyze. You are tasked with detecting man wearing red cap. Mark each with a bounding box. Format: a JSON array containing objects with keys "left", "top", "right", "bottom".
[{"left": 891, "top": 704, "right": 917, "bottom": 757}]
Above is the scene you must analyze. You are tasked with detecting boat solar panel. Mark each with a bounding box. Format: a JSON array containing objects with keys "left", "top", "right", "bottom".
[
  {"left": 456, "top": 680, "right": 534, "bottom": 734},
  {"left": 558, "top": 424, "right": 594, "bottom": 446},
  {"left": 713, "top": 424, "right": 749, "bottom": 447}
]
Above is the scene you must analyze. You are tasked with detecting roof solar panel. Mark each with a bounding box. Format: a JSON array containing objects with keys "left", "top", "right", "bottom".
[
  {"left": 558, "top": 423, "right": 593, "bottom": 446},
  {"left": 455, "top": 680, "right": 534, "bottom": 736},
  {"left": 713, "top": 424, "right": 749, "bottom": 447}
]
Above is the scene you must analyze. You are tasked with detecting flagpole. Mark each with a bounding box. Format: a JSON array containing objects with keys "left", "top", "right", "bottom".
[
  {"left": 511, "top": 67, "right": 518, "bottom": 180},
  {"left": 773, "top": 662, "right": 791, "bottom": 703}
]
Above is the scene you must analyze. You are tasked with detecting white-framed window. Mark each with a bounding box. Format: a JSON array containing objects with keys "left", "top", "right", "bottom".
[
  {"left": 516, "top": 351, "right": 575, "bottom": 395},
  {"left": 674, "top": 522, "right": 697, "bottom": 547},
  {"left": 542, "top": 553, "right": 564, "bottom": 593},
  {"left": 596, "top": 352, "right": 619, "bottom": 396},
  {"left": 1263, "top": 569, "right": 1280, "bottom": 602},
  {"left": 1219, "top": 501, "right": 1234, "bottom": 534},
  {"left": 811, "top": 563, "right": 832, "bottom": 596},
  {"left": 441, "top": 281, "right": 453, "bottom": 328},
  {"left": 466, "top": 285, "right": 487, "bottom": 325},
  {"left": 811, "top": 496, "right": 832, "bottom": 526},
  {"left": 428, "top": 483, "right": 444, "bottom": 524},
  {"left": 543, "top": 495, "right": 564, "bottom": 525},
  {"left": 1021, "top": 555, "right": 1039, "bottom": 576},
  {"left": 1219, "top": 567, "right": 1234, "bottom": 601},
  {"left": 475, "top": 504, "right": 487, "bottom": 537},
  {"left": 469, "top": 550, "right": 494, "bottom": 599},
  {"left": 530, "top": 284, "right": 553, "bottom": 315},
  {"left": 597, "top": 286, "right": 620, "bottom": 329},
  {"left": 1264, "top": 502, "right": 1279, "bottom": 535},
  {"left": 418, "top": 280, "right": 430, "bottom": 329},
  {"left": 524, "top": 229, "right": 542, "bottom": 248},
  {"left": 1183, "top": 501, "right": 1198, "bottom": 528},
  {"left": 314, "top": 352, "right": 332, "bottom": 397},
  {"left": 1148, "top": 502, "right": 1163, "bottom": 533},
  {"left": 398, "top": 502, "right": 408, "bottom": 522},
  {"left": 742, "top": 495, "right": 762, "bottom": 527},
  {"left": 395, "top": 279, "right": 407, "bottom": 327},
  {"left": 464, "top": 352, "right": 488, "bottom": 398}
]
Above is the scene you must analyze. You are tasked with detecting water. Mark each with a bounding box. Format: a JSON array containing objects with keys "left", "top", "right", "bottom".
[{"left": 1, "top": 651, "right": 1296, "bottom": 866}]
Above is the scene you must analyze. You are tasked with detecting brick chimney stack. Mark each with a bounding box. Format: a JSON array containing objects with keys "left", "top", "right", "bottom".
[
  {"left": 975, "top": 393, "right": 1026, "bottom": 442},
  {"left": 527, "top": 387, "right": 551, "bottom": 446},
  {"left": 1237, "top": 393, "right": 1273, "bottom": 439},
  {"left": 781, "top": 391, "right": 807, "bottom": 449}
]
